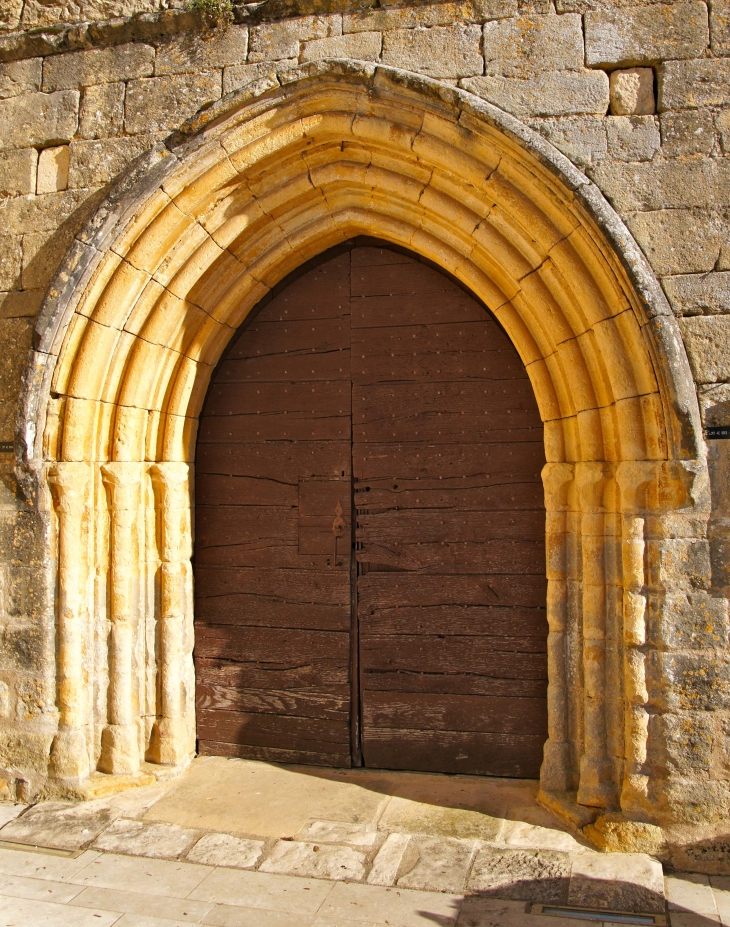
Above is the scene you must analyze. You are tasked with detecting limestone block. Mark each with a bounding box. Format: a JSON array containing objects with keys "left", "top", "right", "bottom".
[
  {"left": 659, "top": 59, "right": 730, "bottom": 110},
  {"left": 569, "top": 853, "right": 665, "bottom": 913},
  {"left": 43, "top": 44, "right": 155, "bottom": 92},
  {"left": 186, "top": 832, "right": 264, "bottom": 868},
  {"left": 645, "top": 537, "right": 711, "bottom": 592},
  {"left": 468, "top": 846, "right": 571, "bottom": 904},
  {"left": 20, "top": 0, "right": 173, "bottom": 29},
  {"left": 0, "top": 0, "right": 22, "bottom": 32},
  {"left": 609, "top": 68, "right": 655, "bottom": 116},
  {"left": 461, "top": 71, "right": 609, "bottom": 117},
  {"left": 650, "top": 712, "right": 713, "bottom": 770},
  {"left": 248, "top": 15, "right": 342, "bottom": 62},
  {"left": 711, "top": 0, "right": 730, "bottom": 55},
  {"left": 647, "top": 592, "right": 730, "bottom": 650},
  {"left": 79, "top": 82, "right": 125, "bottom": 140},
  {"left": 585, "top": 2, "right": 709, "bottom": 68},
  {"left": 36, "top": 146, "right": 70, "bottom": 195},
  {"left": 482, "top": 14, "right": 584, "bottom": 77},
  {"left": 223, "top": 60, "right": 297, "bottom": 95},
  {"left": 605, "top": 116, "right": 660, "bottom": 162},
  {"left": 718, "top": 111, "right": 730, "bottom": 154},
  {"left": 660, "top": 110, "right": 716, "bottom": 158},
  {"left": 93, "top": 819, "right": 199, "bottom": 859},
  {"left": 0, "top": 799, "right": 116, "bottom": 851},
  {"left": 260, "top": 840, "right": 367, "bottom": 881},
  {"left": 124, "top": 72, "right": 222, "bottom": 134},
  {"left": 345, "top": 1, "right": 516, "bottom": 32},
  {"left": 0, "top": 290, "right": 43, "bottom": 320},
  {"left": 583, "top": 814, "right": 667, "bottom": 856},
  {"left": 0, "top": 149, "right": 37, "bottom": 196},
  {"left": 0, "top": 59, "right": 41, "bottom": 100},
  {"left": 681, "top": 316, "right": 730, "bottom": 384},
  {"left": 69, "top": 135, "right": 158, "bottom": 189},
  {"left": 156, "top": 26, "right": 249, "bottom": 75},
  {"left": 663, "top": 272, "right": 730, "bottom": 316},
  {"left": 301, "top": 31, "right": 383, "bottom": 64},
  {"left": 589, "top": 159, "right": 730, "bottom": 212},
  {"left": 529, "top": 116, "right": 607, "bottom": 168},
  {"left": 382, "top": 25, "right": 483, "bottom": 79},
  {"left": 0, "top": 236, "right": 21, "bottom": 291},
  {"left": 396, "top": 836, "right": 475, "bottom": 893},
  {"left": 298, "top": 821, "right": 378, "bottom": 847},
  {"left": 651, "top": 651, "right": 730, "bottom": 711},
  {"left": 21, "top": 225, "right": 78, "bottom": 291},
  {"left": 627, "top": 208, "right": 727, "bottom": 275},
  {"left": 0, "top": 90, "right": 79, "bottom": 149}
]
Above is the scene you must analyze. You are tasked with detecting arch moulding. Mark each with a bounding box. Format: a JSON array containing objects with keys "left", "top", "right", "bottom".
[{"left": 19, "top": 59, "right": 711, "bottom": 849}]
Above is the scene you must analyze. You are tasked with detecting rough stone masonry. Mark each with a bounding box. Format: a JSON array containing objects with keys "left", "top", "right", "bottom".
[{"left": 0, "top": 0, "right": 729, "bottom": 873}]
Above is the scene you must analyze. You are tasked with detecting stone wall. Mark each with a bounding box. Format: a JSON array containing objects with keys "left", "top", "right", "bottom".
[{"left": 0, "top": 0, "right": 728, "bottom": 864}]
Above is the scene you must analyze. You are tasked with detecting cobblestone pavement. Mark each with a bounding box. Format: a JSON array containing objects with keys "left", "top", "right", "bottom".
[{"left": 0, "top": 758, "right": 721, "bottom": 925}]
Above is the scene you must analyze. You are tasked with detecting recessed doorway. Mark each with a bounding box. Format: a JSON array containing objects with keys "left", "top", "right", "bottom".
[{"left": 193, "top": 239, "right": 547, "bottom": 778}]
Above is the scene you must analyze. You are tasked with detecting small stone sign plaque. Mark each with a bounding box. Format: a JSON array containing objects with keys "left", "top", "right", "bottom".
[
  {"left": 0, "top": 443, "right": 13, "bottom": 453},
  {"left": 705, "top": 427, "right": 730, "bottom": 440}
]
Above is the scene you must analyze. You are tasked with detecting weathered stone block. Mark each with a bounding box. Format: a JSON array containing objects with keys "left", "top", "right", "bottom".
[
  {"left": 461, "top": 70, "right": 609, "bottom": 116},
  {"left": 344, "top": 1, "right": 516, "bottom": 32},
  {"left": 658, "top": 59, "right": 730, "bottom": 110},
  {"left": 156, "top": 26, "right": 248, "bottom": 75},
  {"left": 382, "top": 25, "right": 483, "bottom": 79},
  {"left": 568, "top": 853, "right": 665, "bottom": 913},
  {"left": 21, "top": 226, "right": 78, "bottom": 291},
  {"left": 0, "top": 235, "right": 21, "bottom": 291},
  {"left": 43, "top": 44, "right": 155, "bottom": 92},
  {"left": 591, "top": 158, "right": 730, "bottom": 212},
  {"left": 648, "top": 592, "right": 730, "bottom": 650},
  {"left": 711, "top": 0, "right": 730, "bottom": 56},
  {"left": 223, "top": 60, "right": 297, "bottom": 95},
  {"left": 681, "top": 316, "right": 730, "bottom": 385},
  {"left": 650, "top": 652, "right": 730, "bottom": 712},
  {"left": 646, "top": 537, "right": 711, "bottom": 591},
  {"left": 687, "top": 273, "right": 726, "bottom": 324},
  {"left": 609, "top": 68, "right": 655, "bottom": 116},
  {"left": 718, "top": 110, "right": 730, "bottom": 154},
  {"left": 660, "top": 110, "right": 716, "bottom": 157},
  {"left": 0, "top": 0, "right": 22, "bottom": 32},
  {"left": 248, "top": 15, "right": 342, "bottom": 62},
  {"left": 124, "top": 72, "right": 221, "bottom": 135},
  {"left": 605, "top": 116, "right": 660, "bottom": 162},
  {"left": 0, "top": 59, "right": 41, "bottom": 100},
  {"left": 79, "top": 82, "right": 125, "bottom": 140},
  {"left": 0, "top": 149, "right": 37, "bottom": 196},
  {"left": 585, "top": 2, "right": 709, "bottom": 67},
  {"left": 0, "top": 90, "right": 79, "bottom": 149},
  {"left": 37, "top": 146, "right": 70, "bottom": 195},
  {"left": 483, "top": 14, "right": 584, "bottom": 77},
  {"left": 2, "top": 188, "right": 97, "bottom": 237},
  {"left": 627, "top": 209, "right": 727, "bottom": 275},
  {"left": 69, "top": 136, "right": 157, "bottom": 189},
  {"left": 301, "top": 32, "right": 383, "bottom": 64},
  {"left": 529, "top": 116, "right": 607, "bottom": 168},
  {"left": 468, "top": 846, "right": 571, "bottom": 903},
  {"left": 0, "top": 290, "right": 43, "bottom": 320}
]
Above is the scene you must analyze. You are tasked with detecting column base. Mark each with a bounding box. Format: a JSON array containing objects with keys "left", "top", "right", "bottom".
[
  {"left": 147, "top": 716, "right": 190, "bottom": 766},
  {"left": 577, "top": 755, "right": 618, "bottom": 809},
  {"left": 98, "top": 723, "right": 140, "bottom": 775},
  {"left": 49, "top": 727, "right": 90, "bottom": 780}
]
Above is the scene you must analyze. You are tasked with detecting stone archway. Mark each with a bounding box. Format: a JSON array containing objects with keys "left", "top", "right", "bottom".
[{"left": 20, "top": 60, "right": 706, "bottom": 843}]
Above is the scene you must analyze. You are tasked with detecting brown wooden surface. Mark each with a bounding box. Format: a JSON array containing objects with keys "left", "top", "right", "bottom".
[
  {"left": 195, "top": 240, "right": 547, "bottom": 776},
  {"left": 350, "top": 243, "right": 547, "bottom": 779},
  {"left": 195, "top": 251, "right": 354, "bottom": 766}
]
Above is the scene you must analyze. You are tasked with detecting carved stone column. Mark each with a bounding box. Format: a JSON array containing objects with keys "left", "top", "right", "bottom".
[
  {"left": 47, "top": 462, "right": 92, "bottom": 780},
  {"left": 148, "top": 463, "right": 193, "bottom": 766},
  {"left": 576, "top": 462, "right": 616, "bottom": 809},
  {"left": 99, "top": 462, "right": 144, "bottom": 775},
  {"left": 540, "top": 462, "right": 575, "bottom": 793},
  {"left": 616, "top": 461, "right": 656, "bottom": 815}
]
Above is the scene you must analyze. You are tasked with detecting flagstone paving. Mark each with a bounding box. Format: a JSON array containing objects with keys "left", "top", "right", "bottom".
[{"left": 0, "top": 757, "right": 722, "bottom": 924}]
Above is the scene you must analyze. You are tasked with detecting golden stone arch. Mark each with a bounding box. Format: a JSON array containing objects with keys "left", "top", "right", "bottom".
[{"left": 21, "top": 61, "right": 706, "bottom": 833}]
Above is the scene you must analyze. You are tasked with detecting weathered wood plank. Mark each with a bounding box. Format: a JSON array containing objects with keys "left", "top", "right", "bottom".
[
  {"left": 198, "top": 739, "right": 352, "bottom": 767},
  {"left": 197, "top": 709, "right": 350, "bottom": 748},
  {"left": 364, "top": 605, "right": 547, "bottom": 640},
  {"left": 362, "top": 670, "right": 547, "bottom": 699},
  {"left": 361, "top": 691, "right": 547, "bottom": 735},
  {"left": 356, "top": 511, "right": 545, "bottom": 541},
  {"left": 195, "top": 656, "right": 349, "bottom": 688},
  {"left": 353, "top": 479, "right": 544, "bottom": 513},
  {"left": 357, "top": 572, "right": 547, "bottom": 609},
  {"left": 196, "top": 684, "right": 350, "bottom": 721}
]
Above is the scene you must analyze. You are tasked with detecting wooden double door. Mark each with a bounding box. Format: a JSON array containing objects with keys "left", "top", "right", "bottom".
[{"left": 194, "top": 240, "right": 548, "bottom": 778}]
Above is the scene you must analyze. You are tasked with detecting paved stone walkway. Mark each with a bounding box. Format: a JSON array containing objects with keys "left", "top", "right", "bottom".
[{"left": 0, "top": 758, "right": 720, "bottom": 925}]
